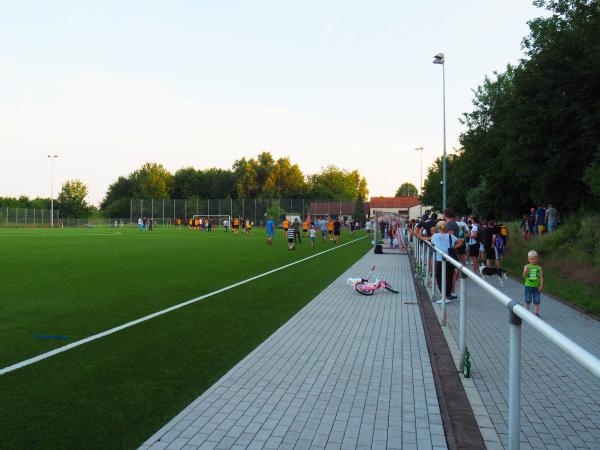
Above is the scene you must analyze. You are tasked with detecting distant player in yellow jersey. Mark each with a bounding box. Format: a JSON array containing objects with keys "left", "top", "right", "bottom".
[
  {"left": 246, "top": 219, "right": 252, "bottom": 234},
  {"left": 283, "top": 219, "right": 289, "bottom": 233},
  {"left": 327, "top": 220, "right": 334, "bottom": 240},
  {"left": 233, "top": 217, "right": 239, "bottom": 233},
  {"left": 302, "top": 220, "right": 308, "bottom": 236}
]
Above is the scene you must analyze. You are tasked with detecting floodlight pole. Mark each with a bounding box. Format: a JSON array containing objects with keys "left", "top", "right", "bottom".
[
  {"left": 48, "top": 154, "right": 58, "bottom": 228},
  {"left": 433, "top": 52, "right": 447, "bottom": 211}
]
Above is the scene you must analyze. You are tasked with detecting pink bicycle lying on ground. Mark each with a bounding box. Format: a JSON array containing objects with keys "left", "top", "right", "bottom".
[{"left": 347, "top": 277, "right": 399, "bottom": 296}]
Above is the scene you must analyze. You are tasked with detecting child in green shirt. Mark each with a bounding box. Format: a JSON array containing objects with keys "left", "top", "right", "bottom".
[{"left": 523, "top": 250, "right": 544, "bottom": 316}]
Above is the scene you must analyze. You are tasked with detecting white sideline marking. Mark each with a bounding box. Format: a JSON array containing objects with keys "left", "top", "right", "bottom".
[{"left": 0, "top": 236, "right": 367, "bottom": 376}]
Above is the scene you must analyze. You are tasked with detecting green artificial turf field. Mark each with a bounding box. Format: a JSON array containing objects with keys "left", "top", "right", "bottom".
[{"left": 0, "top": 226, "right": 371, "bottom": 450}]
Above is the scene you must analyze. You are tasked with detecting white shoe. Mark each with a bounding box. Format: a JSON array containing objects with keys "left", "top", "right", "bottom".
[{"left": 436, "top": 299, "right": 448, "bottom": 304}]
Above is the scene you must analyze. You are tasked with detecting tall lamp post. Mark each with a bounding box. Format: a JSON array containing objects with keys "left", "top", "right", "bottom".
[
  {"left": 48, "top": 154, "right": 58, "bottom": 228},
  {"left": 415, "top": 146, "right": 424, "bottom": 217},
  {"left": 433, "top": 52, "right": 447, "bottom": 211}
]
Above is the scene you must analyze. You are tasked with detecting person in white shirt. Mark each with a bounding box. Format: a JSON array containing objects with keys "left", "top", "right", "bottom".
[{"left": 430, "top": 221, "right": 463, "bottom": 302}]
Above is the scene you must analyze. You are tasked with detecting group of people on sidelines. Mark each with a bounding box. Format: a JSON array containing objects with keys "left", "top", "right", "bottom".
[
  {"left": 137, "top": 216, "right": 154, "bottom": 231},
  {"left": 520, "top": 203, "right": 560, "bottom": 238},
  {"left": 409, "top": 208, "right": 544, "bottom": 316}
]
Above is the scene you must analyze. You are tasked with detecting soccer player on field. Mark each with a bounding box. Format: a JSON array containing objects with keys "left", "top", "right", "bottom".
[
  {"left": 303, "top": 220, "right": 308, "bottom": 237},
  {"left": 283, "top": 218, "right": 289, "bottom": 234},
  {"left": 246, "top": 219, "right": 252, "bottom": 234},
  {"left": 327, "top": 219, "right": 334, "bottom": 240},
  {"left": 287, "top": 226, "right": 296, "bottom": 250},
  {"left": 266, "top": 216, "right": 275, "bottom": 245},
  {"left": 233, "top": 217, "right": 239, "bottom": 233}
]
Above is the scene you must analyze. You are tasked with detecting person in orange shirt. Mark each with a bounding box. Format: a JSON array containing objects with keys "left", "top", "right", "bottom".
[
  {"left": 302, "top": 220, "right": 308, "bottom": 236},
  {"left": 233, "top": 217, "right": 239, "bottom": 233},
  {"left": 327, "top": 219, "right": 334, "bottom": 240},
  {"left": 283, "top": 219, "right": 289, "bottom": 233}
]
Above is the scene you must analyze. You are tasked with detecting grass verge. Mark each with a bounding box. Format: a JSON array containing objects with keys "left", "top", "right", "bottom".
[{"left": 502, "top": 219, "right": 600, "bottom": 317}]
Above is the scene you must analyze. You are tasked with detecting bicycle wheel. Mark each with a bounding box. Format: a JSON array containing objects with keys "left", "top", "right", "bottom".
[{"left": 355, "top": 283, "right": 375, "bottom": 296}]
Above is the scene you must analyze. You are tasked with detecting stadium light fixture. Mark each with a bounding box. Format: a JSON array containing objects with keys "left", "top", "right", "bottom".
[{"left": 432, "top": 52, "right": 447, "bottom": 211}]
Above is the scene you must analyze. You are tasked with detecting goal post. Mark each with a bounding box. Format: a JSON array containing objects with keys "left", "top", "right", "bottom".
[{"left": 191, "top": 214, "right": 231, "bottom": 229}]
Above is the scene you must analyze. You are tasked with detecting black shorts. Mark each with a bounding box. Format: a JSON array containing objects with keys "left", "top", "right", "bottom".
[
  {"left": 334, "top": 230, "right": 340, "bottom": 236},
  {"left": 287, "top": 238, "right": 294, "bottom": 243},
  {"left": 456, "top": 242, "right": 466, "bottom": 255},
  {"left": 469, "top": 244, "right": 479, "bottom": 258},
  {"left": 485, "top": 246, "right": 497, "bottom": 261}
]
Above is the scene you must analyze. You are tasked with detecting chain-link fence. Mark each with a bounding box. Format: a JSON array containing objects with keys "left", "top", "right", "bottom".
[
  {"left": 0, "top": 207, "right": 60, "bottom": 227},
  {"left": 0, "top": 199, "right": 366, "bottom": 228},
  {"left": 129, "top": 199, "right": 362, "bottom": 227}
]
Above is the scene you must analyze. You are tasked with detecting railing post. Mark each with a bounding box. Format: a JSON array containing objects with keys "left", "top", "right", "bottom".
[
  {"left": 424, "top": 243, "right": 429, "bottom": 286},
  {"left": 459, "top": 270, "right": 467, "bottom": 367},
  {"left": 508, "top": 309, "right": 522, "bottom": 450},
  {"left": 441, "top": 259, "right": 447, "bottom": 325},
  {"left": 430, "top": 247, "right": 435, "bottom": 297}
]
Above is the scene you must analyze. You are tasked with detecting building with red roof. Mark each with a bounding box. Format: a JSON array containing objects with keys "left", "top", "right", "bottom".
[{"left": 369, "top": 196, "right": 429, "bottom": 220}]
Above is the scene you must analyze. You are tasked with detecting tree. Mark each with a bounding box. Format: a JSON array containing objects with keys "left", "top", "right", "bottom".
[
  {"left": 131, "top": 163, "right": 172, "bottom": 198},
  {"left": 308, "top": 166, "right": 368, "bottom": 200},
  {"left": 395, "top": 183, "right": 418, "bottom": 197},
  {"left": 354, "top": 195, "right": 366, "bottom": 221},
  {"left": 419, "top": 0, "right": 600, "bottom": 218},
  {"left": 58, "top": 180, "right": 91, "bottom": 218}
]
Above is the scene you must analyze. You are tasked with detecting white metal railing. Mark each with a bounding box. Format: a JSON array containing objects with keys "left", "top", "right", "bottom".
[{"left": 409, "top": 232, "right": 600, "bottom": 450}]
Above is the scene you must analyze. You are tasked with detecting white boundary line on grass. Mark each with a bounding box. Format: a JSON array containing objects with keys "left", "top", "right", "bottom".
[{"left": 0, "top": 235, "right": 367, "bottom": 376}]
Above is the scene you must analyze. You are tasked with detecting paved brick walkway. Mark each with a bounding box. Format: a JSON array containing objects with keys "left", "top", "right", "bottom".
[
  {"left": 427, "top": 265, "right": 600, "bottom": 449},
  {"left": 140, "top": 251, "right": 447, "bottom": 450}
]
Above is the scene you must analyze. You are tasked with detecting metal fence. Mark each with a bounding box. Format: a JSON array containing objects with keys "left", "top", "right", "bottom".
[
  {"left": 0, "top": 207, "right": 60, "bottom": 227},
  {"left": 410, "top": 233, "right": 600, "bottom": 450},
  {"left": 129, "top": 199, "right": 362, "bottom": 226}
]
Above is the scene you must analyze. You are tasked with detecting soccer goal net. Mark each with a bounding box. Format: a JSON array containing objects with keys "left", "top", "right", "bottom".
[{"left": 189, "top": 215, "right": 231, "bottom": 228}]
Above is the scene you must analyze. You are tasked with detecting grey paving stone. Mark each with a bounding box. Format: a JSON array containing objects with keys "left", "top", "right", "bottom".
[{"left": 140, "top": 251, "right": 446, "bottom": 450}]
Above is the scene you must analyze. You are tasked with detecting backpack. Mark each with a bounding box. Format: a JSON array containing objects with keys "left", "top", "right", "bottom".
[
  {"left": 374, "top": 244, "right": 383, "bottom": 254},
  {"left": 495, "top": 236, "right": 504, "bottom": 250}
]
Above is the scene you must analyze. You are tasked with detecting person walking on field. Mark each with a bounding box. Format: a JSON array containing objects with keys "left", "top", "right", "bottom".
[
  {"left": 523, "top": 250, "right": 544, "bottom": 317},
  {"left": 293, "top": 218, "right": 302, "bottom": 243},
  {"left": 333, "top": 217, "right": 341, "bottom": 244},
  {"left": 266, "top": 216, "right": 275, "bottom": 246},
  {"left": 319, "top": 218, "right": 328, "bottom": 242},
  {"left": 309, "top": 224, "right": 316, "bottom": 248}
]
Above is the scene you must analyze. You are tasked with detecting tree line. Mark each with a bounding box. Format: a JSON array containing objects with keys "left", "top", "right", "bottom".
[
  {"left": 421, "top": 0, "right": 600, "bottom": 219},
  {"left": 101, "top": 152, "right": 368, "bottom": 218}
]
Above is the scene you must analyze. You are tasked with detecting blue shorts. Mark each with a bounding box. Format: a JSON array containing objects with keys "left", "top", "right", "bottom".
[{"left": 524, "top": 286, "right": 540, "bottom": 305}]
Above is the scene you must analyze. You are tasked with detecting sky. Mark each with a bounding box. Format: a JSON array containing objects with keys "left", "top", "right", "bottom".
[{"left": 0, "top": 1, "right": 545, "bottom": 205}]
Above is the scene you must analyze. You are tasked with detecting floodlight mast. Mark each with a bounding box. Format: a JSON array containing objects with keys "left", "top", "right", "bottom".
[
  {"left": 432, "top": 52, "right": 447, "bottom": 211},
  {"left": 48, "top": 154, "right": 58, "bottom": 228}
]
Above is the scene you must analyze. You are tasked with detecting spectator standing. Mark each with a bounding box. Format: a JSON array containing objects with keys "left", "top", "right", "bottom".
[
  {"left": 468, "top": 216, "right": 481, "bottom": 274},
  {"left": 523, "top": 250, "right": 544, "bottom": 316},
  {"left": 309, "top": 224, "right": 316, "bottom": 248},
  {"left": 430, "top": 221, "right": 462, "bottom": 302},
  {"left": 535, "top": 205, "right": 546, "bottom": 235},
  {"left": 545, "top": 203, "right": 559, "bottom": 234}
]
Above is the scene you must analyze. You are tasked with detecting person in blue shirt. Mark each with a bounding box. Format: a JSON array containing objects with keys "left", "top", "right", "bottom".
[{"left": 266, "top": 217, "right": 275, "bottom": 246}]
